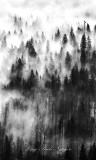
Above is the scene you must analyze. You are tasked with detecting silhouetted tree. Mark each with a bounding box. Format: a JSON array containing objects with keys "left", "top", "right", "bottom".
[
  {"left": 88, "top": 143, "right": 96, "bottom": 160},
  {"left": 64, "top": 147, "right": 74, "bottom": 160},
  {"left": 79, "top": 143, "right": 87, "bottom": 160},
  {"left": 87, "top": 23, "right": 91, "bottom": 32},
  {"left": 64, "top": 75, "right": 69, "bottom": 89},
  {"left": 70, "top": 64, "right": 79, "bottom": 86},
  {"left": 77, "top": 27, "right": 83, "bottom": 33},
  {"left": 65, "top": 52, "right": 72, "bottom": 70},
  {"left": 94, "top": 25, "right": 96, "bottom": 32},
  {"left": 90, "top": 50, "right": 96, "bottom": 76},
  {"left": 55, "top": 28, "right": 61, "bottom": 40},
  {"left": 89, "top": 74, "right": 96, "bottom": 96},
  {"left": 80, "top": 34, "right": 87, "bottom": 66},
  {"left": 16, "top": 138, "right": 24, "bottom": 160},
  {"left": 62, "top": 34, "right": 68, "bottom": 45},
  {"left": 3, "top": 135, "right": 12, "bottom": 160},
  {"left": 70, "top": 27, "right": 75, "bottom": 42},
  {"left": 87, "top": 36, "right": 91, "bottom": 60},
  {"left": 26, "top": 38, "right": 37, "bottom": 57}
]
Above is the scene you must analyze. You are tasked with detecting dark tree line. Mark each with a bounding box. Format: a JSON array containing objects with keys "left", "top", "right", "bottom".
[
  {"left": 0, "top": 125, "right": 96, "bottom": 160},
  {"left": 4, "top": 58, "right": 39, "bottom": 91},
  {"left": 3, "top": 22, "right": 96, "bottom": 159}
]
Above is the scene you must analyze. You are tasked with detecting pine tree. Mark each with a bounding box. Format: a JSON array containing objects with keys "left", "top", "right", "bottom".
[
  {"left": 80, "top": 34, "right": 87, "bottom": 66},
  {"left": 62, "top": 34, "right": 68, "bottom": 45},
  {"left": 20, "top": 29, "right": 23, "bottom": 35},
  {"left": 14, "top": 16, "right": 17, "bottom": 25},
  {"left": 87, "top": 36, "right": 91, "bottom": 60},
  {"left": 57, "top": 75, "right": 61, "bottom": 90},
  {"left": 3, "top": 135, "right": 12, "bottom": 160},
  {"left": 55, "top": 28, "right": 61, "bottom": 40},
  {"left": 94, "top": 25, "right": 96, "bottom": 32},
  {"left": 65, "top": 52, "right": 72, "bottom": 70},
  {"left": 70, "top": 27, "right": 75, "bottom": 42},
  {"left": 90, "top": 51, "right": 96, "bottom": 75},
  {"left": 79, "top": 143, "right": 87, "bottom": 160},
  {"left": 41, "top": 31, "right": 45, "bottom": 42},
  {"left": 89, "top": 74, "right": 96, "bottom": 96},
  {"left": 64, "top": 147, "right": 74, "bottom": 160},
  {"left": 26, "top": 38, "right": 37, "bottom": 57},
  {"left": 87, "top": 23, "right": 91, "bottom": 32},
  {"left": 16, "top": 138, "right": 24, "bottom": 160},
  {"left": 70, "top": 68, "right": 76, "bottom": 86},
  {"left": 27, "top": 69, "right": 36, "bottom": 88},
  {"left": 64, "top": 75, "right": 69, "bottom": 89},
  {"left": 87, "top": 36, "right": 91, "bottom": 50}
]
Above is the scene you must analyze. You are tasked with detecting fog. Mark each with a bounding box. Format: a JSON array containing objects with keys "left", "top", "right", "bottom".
[{"left": 0, "top": 0, "right": 96, "bottom": 152}]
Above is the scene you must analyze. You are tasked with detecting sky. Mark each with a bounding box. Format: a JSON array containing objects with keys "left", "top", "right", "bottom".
[{"left": 0, "top": 0, "right": 96, "bottom": 27}]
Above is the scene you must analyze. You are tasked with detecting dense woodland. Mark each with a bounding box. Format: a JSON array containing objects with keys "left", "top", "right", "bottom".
[{"left": 1, "top": 16, "right": 96, "bottom": 159}]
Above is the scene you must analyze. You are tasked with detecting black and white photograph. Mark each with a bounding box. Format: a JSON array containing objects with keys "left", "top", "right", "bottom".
[{"left": 0, "top": 0, "right": 96, "bottom": 160}]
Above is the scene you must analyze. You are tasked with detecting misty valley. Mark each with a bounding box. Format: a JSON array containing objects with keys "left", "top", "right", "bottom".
[{"left": 0, "top": 16, "right": 96, "bottom": 160}]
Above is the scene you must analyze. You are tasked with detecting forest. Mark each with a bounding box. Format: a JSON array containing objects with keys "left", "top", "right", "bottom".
[{"left": 0, "top": 16, "right": 96, "bottom": 160}]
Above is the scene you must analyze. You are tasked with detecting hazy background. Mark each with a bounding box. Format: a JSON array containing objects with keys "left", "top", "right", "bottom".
[{"left": 0, "top": 0, "right": 96, "bottom": 29}]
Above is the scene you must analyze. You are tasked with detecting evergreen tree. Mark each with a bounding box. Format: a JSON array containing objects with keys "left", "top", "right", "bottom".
[
  {"left": 55, "top": 28, "right": 61, "bottom": 40},
  {"left": 11, "top": 64, "right": 15, "bottom": 73},
  {"left": 80, "top": 34, "right": 87, "bottom": 66},
  {"left": 3, "top": 135, "right": 12, "bottom": 160},
  {"left": 87, "top": 36, "right": 91, "bottom": 51},
  {"left": 88, "top": 143, "right": 96, "bottom": 160},
  {"left": 70, "top": 27, "right": 75, "bottom": 42},
  {"left": 86, "top": 36, "right": 92, "bottom": 61},
  {"left": 77, "top": 27, "right": 83, "bottom": 33},
  {"left": 65, "top": 52, "right": 72, "bottom": 70},
  {"left": 89, "top": 74, "right": 96, "bottom": 96},
  {"left": 70, "top": 64, "right": 79, "bottom": 86},
  {"left": 20, "top": 29, "right": 23, "bottom": 35},
  {"left": 14, "top": 16, "right": 17, "bottom": 25},
  {"left": 90, "top": 51, "right": 96, "bottom": 76},
  {"left": 79, "top": 143, "right": 87, "bottom": 160},
  {"left": 16, "top": 138, "right": 24, "bottom": 160},
  {"left": 62, "top": 34, "right": 68, "bottom": 45},
  {"left": 57, "top": 75, "right": 61, "bottom": 90},
  {"left": 64, "top": 147, "right": 74, "bottom": 160},
  {"left": 94, "top": 25, "right": 96, "bottom": 32},
  {"left": 41, "top": 31, "right": 45, "bottom": 42},
  {"left": 27, "top": 69, "right": 36, "bottom": 88},
  {"left": 87, "top": 23, "right": 91, "bottom": 32},
  {"left": 26, "top": 38, "right": 37, "bottom": 57},
  {"left": 64, "top": 75, "right": 69, "bottom": 89}
]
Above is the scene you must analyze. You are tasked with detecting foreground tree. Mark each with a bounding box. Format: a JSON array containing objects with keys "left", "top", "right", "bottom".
[
  {"left": 80, "top": 34, "right": 87, "bottom": 66},
  {"left": 79, "top": 143, "right": 87, "bottom": 160}
]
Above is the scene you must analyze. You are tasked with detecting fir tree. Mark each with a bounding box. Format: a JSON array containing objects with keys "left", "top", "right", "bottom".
[
  {"left": 26, "top": 38, "right": 37, "bottom": 57},
  {"left": 55, "top": 28, "right": 61, "bottom": 40},
  {"left": 62, "top": 34, "right": 68, "bottom": 45},
  {"left": 65, "top": 52, "right": 72, "bottom": 70},
  {"left": 94, "top": 25, "right": 96, "bottom": 32},
  {"left": 87, "top": 36, "right": 91, "bottom": 60},
  {"left": 64, "top": 75, "right": 69, "bottom": 89},
  {"left": 87, "top": 23, "right": 91, "bottom": 32},
  {"left": 3, "top": 135, "right": 12, "bottom": 160},
  {"left": 89, "top": 74, "right": 96, "bottom": 96},
  {"left": 64, "top": 147, "right": 74, "bottom": 160},
  {"left": 70, "top": 27, "right": 75, "bottom": 42},
  {"left": 80, "top": 34, "right": 87, "bottom": 66},
  {"left": 79, "top": 143, "right": 87, "bottom": 160}
]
